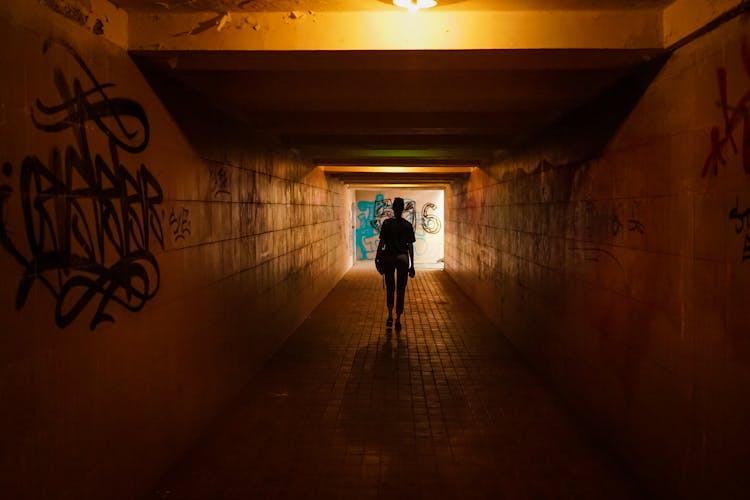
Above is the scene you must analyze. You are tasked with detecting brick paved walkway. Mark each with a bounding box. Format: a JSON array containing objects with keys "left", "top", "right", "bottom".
[{"left": 153, "top": 266, "right": 641, "bottom": 500}]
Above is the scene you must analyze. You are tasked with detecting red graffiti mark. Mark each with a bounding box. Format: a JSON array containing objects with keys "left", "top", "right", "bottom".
[{"left": 703, "top": 39, "right": 750, "bottom": 178}]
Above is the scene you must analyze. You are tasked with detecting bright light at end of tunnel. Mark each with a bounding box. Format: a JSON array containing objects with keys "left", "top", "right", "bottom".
[{"left": 393, "top": 0, "right": 437, "bottom": 13}]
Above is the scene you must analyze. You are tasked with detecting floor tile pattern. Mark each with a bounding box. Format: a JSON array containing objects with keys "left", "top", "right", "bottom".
[{"left": 154, "top": 266, "right": 641, "bottom": 500}]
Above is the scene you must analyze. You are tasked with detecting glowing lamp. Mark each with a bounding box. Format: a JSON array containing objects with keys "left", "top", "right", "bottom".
[{"left": 393, "top": 0, "right": 437, "bottom": 12}]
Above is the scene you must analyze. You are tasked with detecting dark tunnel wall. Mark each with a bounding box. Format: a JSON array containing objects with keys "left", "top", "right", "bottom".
[
  {"left": 445, "top": 13, "right": 750, "bottom": 499},
  {"left": 0, "top": 2, "right": 351, "bottom": 499}
]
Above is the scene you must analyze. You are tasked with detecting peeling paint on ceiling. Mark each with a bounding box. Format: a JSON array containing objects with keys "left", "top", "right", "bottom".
[
  {"left": 40, "top": 0, "right": 91, "bottom": 25},
  {"left": 112, "top": 0, "right": 676, "bottom": 13}
]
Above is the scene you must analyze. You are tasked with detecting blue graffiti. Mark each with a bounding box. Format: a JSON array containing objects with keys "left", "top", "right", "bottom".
[
  {"left": 356, "top": 199, "right": 378, "bottom": 260},
  {"left": 356, "top": 194, "right": 439, "bottom": 260}
]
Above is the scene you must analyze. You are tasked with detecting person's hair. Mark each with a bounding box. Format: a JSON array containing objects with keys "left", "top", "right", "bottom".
[{"left": 392, "top": 197, "right": 405, "bottom": 218}]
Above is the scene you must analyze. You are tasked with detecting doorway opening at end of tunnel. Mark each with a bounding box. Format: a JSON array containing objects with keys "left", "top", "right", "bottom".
[{"left": 352, "top": 188, "right": 445, "bottom": 270}]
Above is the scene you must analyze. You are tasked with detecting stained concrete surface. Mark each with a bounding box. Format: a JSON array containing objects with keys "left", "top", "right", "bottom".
[{"left": 152, "top": 265, "right": 641, "bottom": 499}]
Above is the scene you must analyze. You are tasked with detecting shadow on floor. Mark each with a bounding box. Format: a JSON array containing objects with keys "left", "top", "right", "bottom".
[{"left": 151, "top": 268, "right": 642, "bottom": 500}]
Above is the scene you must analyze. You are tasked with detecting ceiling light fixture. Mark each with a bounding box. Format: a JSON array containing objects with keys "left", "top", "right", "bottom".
[{"left": 393, "top": 0, "right": 437, "bottom": 12}]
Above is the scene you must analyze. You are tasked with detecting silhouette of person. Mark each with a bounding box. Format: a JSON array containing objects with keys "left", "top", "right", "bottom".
[{"left": 376, "top": 197, "right": 416, "bottom": 331}]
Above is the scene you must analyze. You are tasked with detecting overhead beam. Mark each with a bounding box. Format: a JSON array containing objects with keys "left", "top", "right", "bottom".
[
  {"left": 663, "top": 0, "right": 745, "bottom": 48},
  {"left": 158, "top": 68, "right": 623, "bottom": 113},
  {"left": 325, "top": 172, "right": 470, "bottom": 184},
  {"left": 304, "top": 146, "right": 491, "bottom": 164},
  {"left": 340, "top": 183, "right": 452, "bottom": 189},
  {"left": 320, "top": 166, "right": 474, "bottom": 173},
  {"left": 134, "top": 48, "right": 665, "bottom": 72},
  {"left": 239, "top": 111, "right": 548, "bottom": 135}
]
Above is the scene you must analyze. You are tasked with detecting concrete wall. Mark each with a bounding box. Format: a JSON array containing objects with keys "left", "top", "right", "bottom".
[
  {"left": 0, "top": 2, "right": 351, "bottom": 499},
  {"left": 445, "top": 13, "right": 750, "bottom": 499}
]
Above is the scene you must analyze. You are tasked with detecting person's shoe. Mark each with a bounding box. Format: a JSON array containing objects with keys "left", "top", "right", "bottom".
[
  {"left": 386, "top": 318, "right": 393, "bottom": 327},
  {"left": 394, "top": 320, "right": 402, "bottom": 330}
]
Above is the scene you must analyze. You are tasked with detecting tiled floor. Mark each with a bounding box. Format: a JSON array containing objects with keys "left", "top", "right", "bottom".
[{"left": 153, "top": 266, "right": 641, "bottom": 500}]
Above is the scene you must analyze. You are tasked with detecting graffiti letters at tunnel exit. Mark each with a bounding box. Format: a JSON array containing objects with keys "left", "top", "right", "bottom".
[{"left": 355, "top": 192, "right": 443, "bottom": 261}]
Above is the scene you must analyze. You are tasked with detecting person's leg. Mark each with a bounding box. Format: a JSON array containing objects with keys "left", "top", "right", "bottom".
[
  {"left": 394, "top": 254, "right": 409, "bottom": 328},
  {"left": 383, "top": 257, "right": 396, "bottom": 325}
]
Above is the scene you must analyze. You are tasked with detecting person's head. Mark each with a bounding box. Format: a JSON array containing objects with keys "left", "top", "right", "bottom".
[{"left": 392, "top": 197, "right": 405, "bottom": 218}]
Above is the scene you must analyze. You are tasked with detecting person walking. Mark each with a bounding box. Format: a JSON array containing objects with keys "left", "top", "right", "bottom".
[{"left": 375, "top": 197, "right": 416, "bottom": 331}]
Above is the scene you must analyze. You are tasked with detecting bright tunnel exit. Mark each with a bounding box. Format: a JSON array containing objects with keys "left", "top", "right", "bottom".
[
  {"left": 320, "top": 165, "right": 472, "bottom": 272},
  {"left": 353, "top": 188, "right": 445, "bottom": 269}
]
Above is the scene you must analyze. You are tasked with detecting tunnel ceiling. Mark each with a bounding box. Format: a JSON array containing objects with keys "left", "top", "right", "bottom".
[{"left": 123, "top": 0, "right": 678, "bottom": 180}]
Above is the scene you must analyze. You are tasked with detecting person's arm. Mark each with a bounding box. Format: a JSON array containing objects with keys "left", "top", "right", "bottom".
[
  {"left": 408, "top": 223, "right": 416, "bottom": 277},
  {"left": 377, "top": 219, "right": 388, "bottom": 254},
  {"left": 375, "top": 223, "right": 387, "bottom": 274},
  {"left": 408, "top": 242, "right": 415, "bottom": 278}
]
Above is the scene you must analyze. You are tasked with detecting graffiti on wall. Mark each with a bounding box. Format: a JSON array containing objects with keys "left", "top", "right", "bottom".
[
  {"left": 703, "top": 38, "right": 750, "bottom": 178},
  {"left": 729, "top": 197, "right": 750, "bottom": 261},
  {"left": 168, "top": 207, "right": 191, "bottom": 242},
  {"left": 208, "top": 162, "right": 231, "bottom": 198},
  {"left": 568, "top": 200, "right": 644, "bottom": 283},
  {"left": 355, "top": 193, "right": 443, "bottom": 260},
  {"left": 611, "top": 201, "right": 646, "bottom": 236},
  {"left": 572, "top": 200, "right": 646, "bottom": 241},
  {"left": 421, "top": 202, "right": 442, "bottom": 234},
  {"left": 355, "top": 193, "right": 387, "bottom": 259},
  {"left": 0, "top": 39, "right": 164, "bottom": 330}
]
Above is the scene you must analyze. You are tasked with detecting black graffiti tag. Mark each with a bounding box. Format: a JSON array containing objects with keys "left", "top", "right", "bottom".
[
  {"left": 369, "top": 196, "right": 420, "bottom": 232},
  {"left": 0, "top": 38, "right": 164, "bottom": 330},
  {"left": 611, "top": 212, "right": 623, "bottom": 236},
  {"left": 729, "top": 197, "right": 750, "bottom": 261},
  {"left": 627, "top": 201, "right": 646, "bottom": 234},
  {"left": 370, "top": 195, "right": 393, "bottom": 233},
  {"left": 209, "top": 163, "right": 230, "bottom": 198},
  {"left": 169, "top": 207, "right": 191, "bottom": 241},
  {"left": 421, "top": 202, "right": 442, "bottom": 234}
]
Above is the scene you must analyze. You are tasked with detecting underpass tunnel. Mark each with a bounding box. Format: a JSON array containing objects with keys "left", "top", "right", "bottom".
[{"left": 1, "top": 1, "right": 750, "bottom": 499}]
